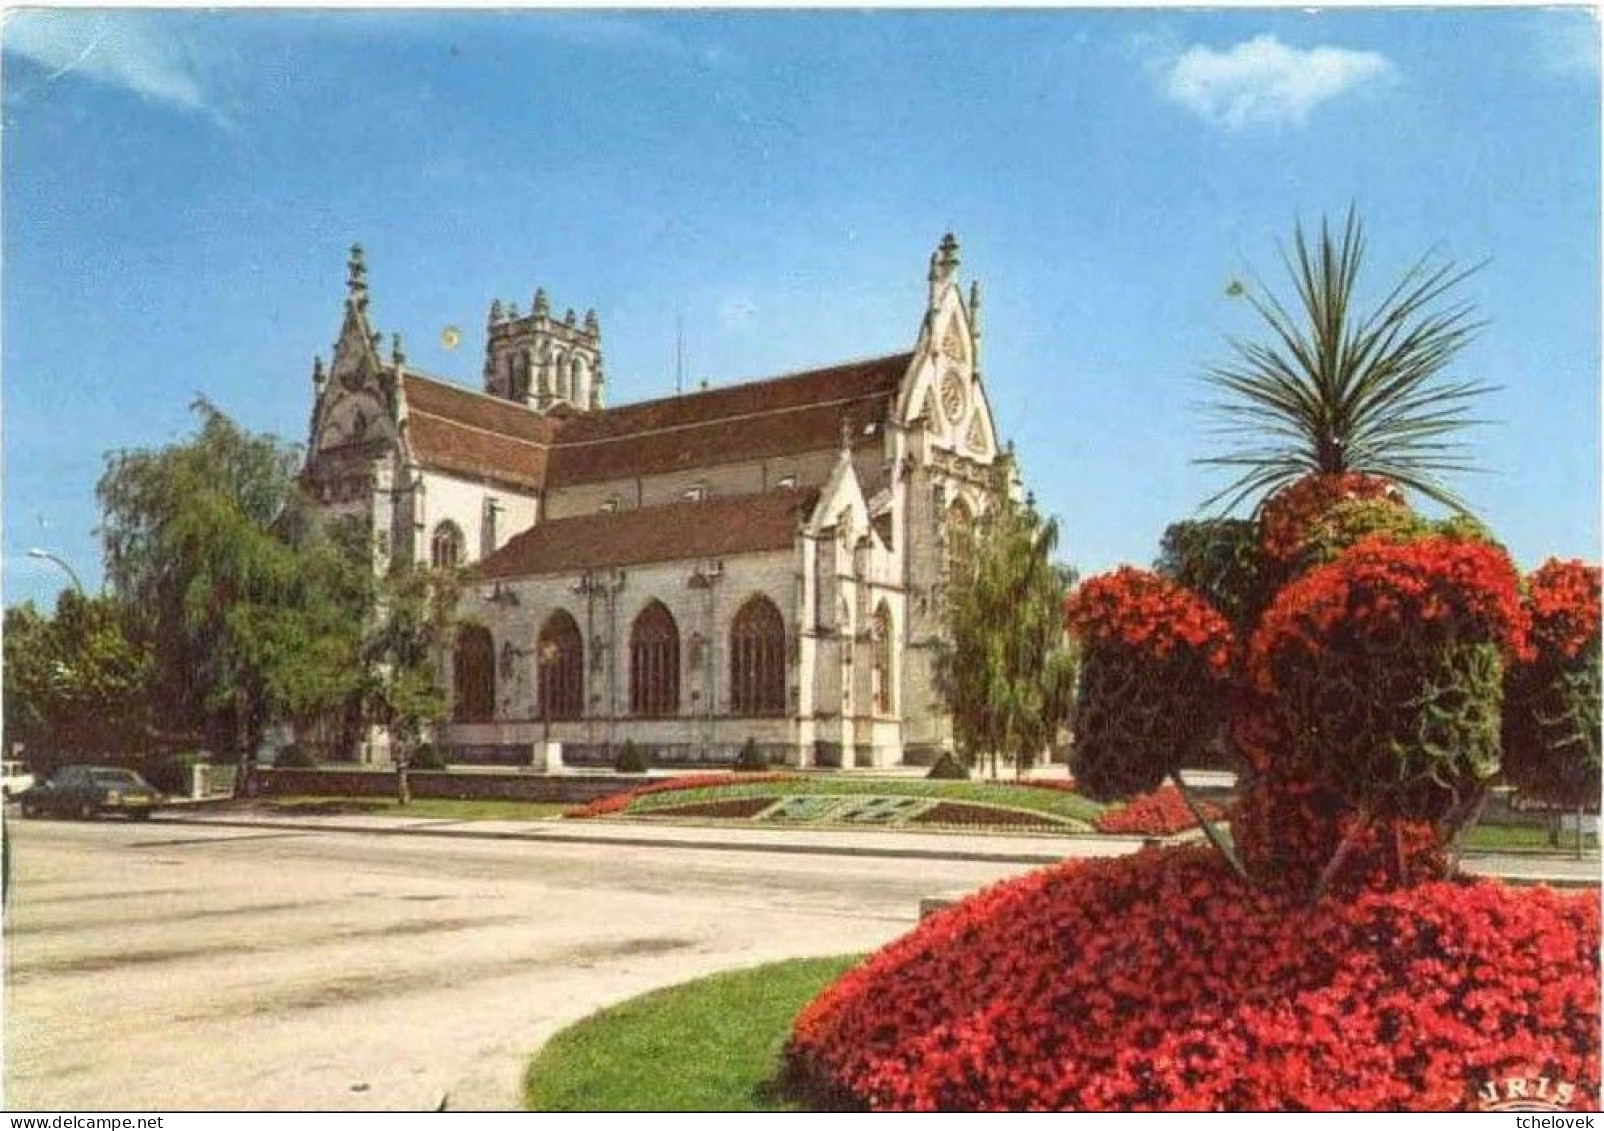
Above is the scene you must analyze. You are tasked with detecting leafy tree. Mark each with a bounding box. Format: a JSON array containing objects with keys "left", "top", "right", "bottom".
[
  {"left": 97, "top": 399, "right": 304, "bottom": 761},
  {"left": 1154, "top": 518, "right": 1261, "bottom": 629},
  {"left": 937, "top": 455, "right": 1078, "bottom": 779},
  {"left": 1, "top": 593, "right": 152, "bottom": 766},
  {"left": 1199, "top": 209, "right": 1490, "bottom": 514},
  {"left": 361, "top": 565, "right": 459, "bottom": 804}
]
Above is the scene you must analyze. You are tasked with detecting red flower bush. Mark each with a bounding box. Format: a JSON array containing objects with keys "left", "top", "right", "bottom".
[
  {"left": 1246, "top": 537, "right": 1528, "bottom": 824},
  {"left": 1094, "top": 784, "right": 1221, "bottom": 836},
  {"left": 787, "top": 849, "right": 1600, "bottom": 1112},
  {"left": 564, "top": 772, "right": 800, "bottom": 819},
  {"left": 1524, "top": 559, "right": 1602, "bottom": 663},
  {"left": 1503, "top": 559, "right": 1602, "bottom": 810},
  {"left": 1258, "top": 472, "right": 1406, "bottom": 572},
  {"left": 1065, "top": 567, "right": 1235, "bottom": 673},
  {"left": 1065, "top": 569, "right": 1235, "bottom": 800}
]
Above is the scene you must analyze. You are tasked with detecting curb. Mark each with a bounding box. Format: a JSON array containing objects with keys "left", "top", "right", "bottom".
[{"left": 146, "top": 812, "right": 1085, "bottom": 866}]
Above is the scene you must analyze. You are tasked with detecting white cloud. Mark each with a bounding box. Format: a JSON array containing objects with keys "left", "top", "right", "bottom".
[
  {"left": 2, "top": 10, "right": 216, "bottom": 120},
  {"left": 1163, "top": 34, "right": 1392, "bottom": 129}
]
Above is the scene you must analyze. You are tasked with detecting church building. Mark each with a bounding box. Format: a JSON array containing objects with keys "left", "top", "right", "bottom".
[{"left": 301, "top": 235, "right": 1006, "bottom": 769}]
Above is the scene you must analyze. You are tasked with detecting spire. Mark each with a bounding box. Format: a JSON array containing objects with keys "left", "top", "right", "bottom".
[
  {"left": 928, "top": 232, "right": 961, "bottom": 310},
  {"left": 390, "top": 333, "right": 406, "bottom": 368},
  {"left": 533, "top": 287, "right": 550, "bottom": 318},
  {"left": 488, "top": 298, "right": 503, "bottom": 327},
  {"left": 969, "top": 279, "right": 982, "bottom": 337},
  {"left": 312, "top": 355, "right": 326, "bottom": 389},
  {"left": 507, "top": 301, "right": 521, "bottom": 320},
  {"left": 564, "top": 308, "right": 576, "bottom": 327},
  {"left": 346, "top": 244, "right": 368, "bottom": 310},
  {"left": 584, "top": 308, "right": 599, "bottom": 337}
]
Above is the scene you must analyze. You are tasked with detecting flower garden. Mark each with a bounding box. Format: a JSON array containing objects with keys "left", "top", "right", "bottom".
[{"left": 783, "top": 472, "right": 1602, "bottom": 1111}]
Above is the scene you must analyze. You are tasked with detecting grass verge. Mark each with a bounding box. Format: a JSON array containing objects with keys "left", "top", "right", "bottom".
[
  {"left": 258, "top": 796, "right": 568, "bottom": 821},
  {"left": 1461, "top": 821, "right": 1600, "bottom": 855},
  {"left": 523, "top": 954, "right": 858, "bottom": 1111}
]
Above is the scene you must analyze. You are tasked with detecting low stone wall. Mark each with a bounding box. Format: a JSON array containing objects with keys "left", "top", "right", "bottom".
[{"left": 252, "top": 768, "right": 640, "bottom": 804}]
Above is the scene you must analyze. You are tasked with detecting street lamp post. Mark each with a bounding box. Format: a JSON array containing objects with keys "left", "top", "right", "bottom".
[{"left": 27, "top": 549, "right": 85, "bottom": 596}]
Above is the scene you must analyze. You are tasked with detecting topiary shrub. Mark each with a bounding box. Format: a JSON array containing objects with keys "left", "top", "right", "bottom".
[
  {"left": 614, "top": 740, "right": 647, "bottom": 775},
  {"left": 410, "top": 743, "right": 447, "bottom": 771},
  {"left": 1063, "top": 568, "right": 1235, "bottom": 801},
  {"left": 273, "top": 743, "right": 318, "bottom": 769},
  {"left": 1250, "top": 536, "right": 1528, "bottom": 825},
  {"left": 1257, "top": 472, "right": 1406, "bottom": 581},
  {"left": 735, "top": 737, "right": 769, "bottom": 773},
  {"left": 926, "top": 751, "right": 970, "bottom": 780},
  {"left": 1503, "top": 559, "right": 1602, "bottom": 811}
]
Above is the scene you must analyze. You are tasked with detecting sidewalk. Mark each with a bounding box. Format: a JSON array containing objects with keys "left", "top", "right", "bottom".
[{"left": 150, "top": 805, "right": 1602, "bottom": 885}]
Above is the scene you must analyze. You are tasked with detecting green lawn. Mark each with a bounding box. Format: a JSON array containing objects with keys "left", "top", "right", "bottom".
[
  {"left": 622, "top": 776, "right": 1105, "bottom": 825},
  {"left": 523, "top": 955, "right": 858, "bottom": 1112},
  {"left": 258, "top": 796, "right": 569, "bottom": 821},
  {"left": 1461, "top": 821, "right": 1600, "bottom": 855}
]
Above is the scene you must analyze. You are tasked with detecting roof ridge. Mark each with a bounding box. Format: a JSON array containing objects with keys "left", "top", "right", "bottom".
[
  {"left": 589, "top": 350, "right": 913, "bottom": 416},
  {"left": 399, "top": 368, "right": 548, "bottom": 414}
]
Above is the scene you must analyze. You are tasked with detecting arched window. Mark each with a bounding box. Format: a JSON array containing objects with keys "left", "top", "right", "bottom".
[
  {"left": 431, "top": 521, "right": 464, "bottom": 569},
  {"left": 872, "top": 601, "right": 894, "bottom": 715},
  {"left": 570, "top": 356, "right": 586, "bottom": 403},
  {"left": 510, "top": 351, "right": 531, "bottom": 400},
  {"left": 454, "top": 624, "right": 495, "bottom": 722},
  {"left": 537, "top": 611, "right": 584, "bottom": 720},
  {"left": 730, "top": 595, "right": 786, "bottom": 716},
  {"left": 629, "top": 601, "right": 680, "bottom": 717},
  {"left": 943, "top": 499, "right": 974, "bottom": 581},
  {"left": 555, "top": 352, "right": 570, "bottom": 401}
]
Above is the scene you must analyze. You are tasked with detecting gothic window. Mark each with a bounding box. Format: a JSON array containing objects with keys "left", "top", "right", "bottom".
[
  {"left": 571, "top": 356, "right": 586, "bottom": 403},
  {"left": 555, "top": 353, "right": 570, "bottom": 400},
  {"left": 431, "top": 521, "right": 465, "bottom": 569},
  {"left": 453, "top": 624, "right": 495, "bottom": 722},
  {"left": 510, "top": 352, "right": 531, "bottom": 400},
  {"left": 537, "top": 611, "right": 584, "bottom": 720},
  {"left": 629, "top": 601, "right": 680, "bottom": 717},
  {"left": 730, "top": 595, "right": 786, "bottom": 716},
  {"left": 944, "top": 499, "right": 974, "bottom": 583},
  {"left": 872, "top": 601, "right": 894, "bottom": 715}
]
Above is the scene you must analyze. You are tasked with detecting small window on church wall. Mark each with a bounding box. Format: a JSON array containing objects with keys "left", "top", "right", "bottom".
[
  {"left": 629, "top": 601, "right": 680, "bottom": 717},
  {"left": 776, "top": 474, "right": 797, "bottom": 490},
  {"left": 684, "top": 483, "right": 707, "bottom": 502},
  {"left": 602, "top": 497, "right": 620, "bottom": 513},
  {"left": 453, "top": 624, "right": 495, "bottom": 723},
  {"left": 431, "top": 521, "right": 465, "bottom": 569},
  {"left": 872, "top": 602, "right": 894, "bottom": 715},
  {"left": 730, "top": 596, "right": 786, "bottom": 716}
]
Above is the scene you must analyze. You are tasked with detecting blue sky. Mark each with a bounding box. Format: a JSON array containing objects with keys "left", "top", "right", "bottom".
[{"left": 4, "top": 8, "right": 1599, "bottom": 607}]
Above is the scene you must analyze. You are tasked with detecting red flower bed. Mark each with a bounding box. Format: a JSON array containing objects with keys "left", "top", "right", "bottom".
[
  {"left": 1525, "top": 558, "right": 1602, "bottom": 661},
  {"left": 564, "top": 772, "right": 800, "bottom": 819},
  {"left": 1094, "top": 784, "right": 1220, "bottom": 836},
  {"left": 1064, "top": 567, "right": 1234, "bottom": 673},
  {"left": 787, "top": 849, "right": 1600, "bottom": 1111}
]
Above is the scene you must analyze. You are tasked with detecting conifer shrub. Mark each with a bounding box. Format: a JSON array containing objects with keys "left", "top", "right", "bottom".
[
  {"left": 614, "top": 740, "right": 648, "bottom": 775},
  {"left": 735, "top": 737, "right": 769, "bottom": 773},
  {"left": 925, "top": 751, "right": 970, "bottom": 780}
]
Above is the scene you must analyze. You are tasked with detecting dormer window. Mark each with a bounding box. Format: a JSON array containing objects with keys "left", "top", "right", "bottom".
[
  {"left": 684, "top": 483, "right": 707, "bottom": 503},
  {"left": 776, "top": 474, "right": 798, "bottom": 490},
  {"left": 602, "top": 496, "right": 621, "bottom": 513}
]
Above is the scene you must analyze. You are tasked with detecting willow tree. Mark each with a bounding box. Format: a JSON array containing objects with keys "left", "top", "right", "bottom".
[
  {"left": 936, "top": 453, "right": 1078, "bottom": 779},
  {"left": 1200, "top": 209, "right": 1491, "bottom": 514}
]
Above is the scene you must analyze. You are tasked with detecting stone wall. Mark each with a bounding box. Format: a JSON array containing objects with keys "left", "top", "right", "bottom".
[{"left": 252, "top": 767, "right": 637, "bottom": 803}]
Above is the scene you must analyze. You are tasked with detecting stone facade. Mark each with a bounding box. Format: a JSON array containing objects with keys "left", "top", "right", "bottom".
[{"left": 301, "top": 234, "right": 1006, "bottom": 768}]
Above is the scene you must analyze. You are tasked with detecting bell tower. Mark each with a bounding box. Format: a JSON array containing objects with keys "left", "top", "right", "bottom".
[{"left": 483, "top": 288, "right": 605, "bottom": 413}]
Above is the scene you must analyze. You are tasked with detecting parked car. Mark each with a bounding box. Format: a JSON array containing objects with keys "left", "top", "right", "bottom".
[
  {"left": 19, "top": 765, "right": 162, "bottom": 820},
  {"left": 1, "top": 760, "right": 35, "bottom": 799}
]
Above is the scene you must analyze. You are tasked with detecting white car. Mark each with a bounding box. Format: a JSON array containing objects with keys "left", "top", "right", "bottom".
[{"left": 2, "top": 761, "right": 36, "bottom": 799}]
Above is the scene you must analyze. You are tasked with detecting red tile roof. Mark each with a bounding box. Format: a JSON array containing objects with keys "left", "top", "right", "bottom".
[
  {"left": 548, "top": 353, "right": 909, "bottom": 485},
  {"left": 474, "top": 488, "right": 820, "bottom": 579},
  {"left": 398, "top": 353, "right": 910, "bottom": 490}
]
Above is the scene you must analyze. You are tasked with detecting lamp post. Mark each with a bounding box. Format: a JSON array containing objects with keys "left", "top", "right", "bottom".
[
  {"left": 27, "top": 549, "right": 85, "bottom": 596},
  {"left": 538, "top": 640, "right": 560, "bottom": 751}
]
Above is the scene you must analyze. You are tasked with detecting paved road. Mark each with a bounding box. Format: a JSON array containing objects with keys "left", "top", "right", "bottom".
[{"left": 3, "top": 816, "right": 1041, "bottom": 1112}]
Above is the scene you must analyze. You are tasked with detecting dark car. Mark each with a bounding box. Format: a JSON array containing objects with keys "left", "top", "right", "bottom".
[{"left": 19, "top": 765, "right": 162, "bottom": 820}]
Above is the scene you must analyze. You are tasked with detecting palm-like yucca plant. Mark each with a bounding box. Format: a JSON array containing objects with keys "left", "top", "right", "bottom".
[{"left": 1199, "top": 209, "right": 1491, "bottom": 514}]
